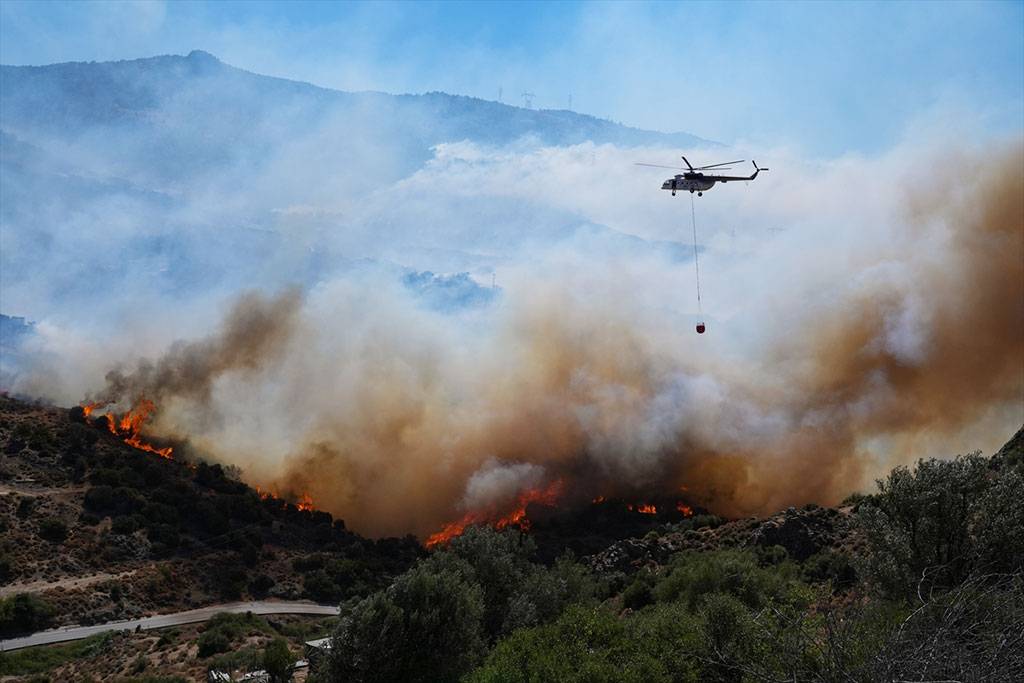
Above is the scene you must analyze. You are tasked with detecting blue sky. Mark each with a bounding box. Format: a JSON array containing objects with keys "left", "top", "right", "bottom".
[{"left": 1, "top": 0, "right": 1021, "bottom": 155}]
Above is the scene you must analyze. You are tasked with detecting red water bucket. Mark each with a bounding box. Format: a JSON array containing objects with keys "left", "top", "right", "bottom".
[{"left": 696, "top": 323, "right": 706, "bottom": 334}]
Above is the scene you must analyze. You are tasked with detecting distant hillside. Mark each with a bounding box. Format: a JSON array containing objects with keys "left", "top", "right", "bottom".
[
  {"left": 0, "top": 51, "right": 705, "bottom": 321},
  {"left": 0, "top": 50, "right": 713, "bottom": 184}
]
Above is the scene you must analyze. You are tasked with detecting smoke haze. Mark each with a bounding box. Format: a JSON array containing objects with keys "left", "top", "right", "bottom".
[
  {"left": 44, "top": 142, "right": 1021, "bottom": 538},
  {"left": 2, "top": 57, "right": 1021, "bottom": 538}
]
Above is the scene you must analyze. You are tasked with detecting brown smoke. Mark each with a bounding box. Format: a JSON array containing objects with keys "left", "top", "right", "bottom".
[
  {"left": 90, "top": 288, "right": 301, "bottom": 414},
  {"left": 83, "top": 144, "right": 1023, "bottom": 538},
  {"left": 676, "top": 141, "right": 1024, "bottom": 515}
]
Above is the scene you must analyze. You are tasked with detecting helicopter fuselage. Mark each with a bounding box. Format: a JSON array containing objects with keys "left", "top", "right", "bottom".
[
  {"left": 645, "top": 159, "right": 766, "bottom": 197},
  {"left": 662, "top": 173, "right": 717, "bottom": 195}
]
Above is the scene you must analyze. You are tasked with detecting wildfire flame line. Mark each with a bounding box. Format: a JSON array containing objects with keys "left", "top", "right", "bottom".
[
  {"left": 83, "top": 399, "right": 173, "bottom": 459},
  {"left": 255, "top": 485, "right": 316, "bottom": 512},
  {"left": 426, "top": 488, "right": 698, "bottom": 548},
  {"left": 425, "top": 479, "right": 565, "bottom": 548}
]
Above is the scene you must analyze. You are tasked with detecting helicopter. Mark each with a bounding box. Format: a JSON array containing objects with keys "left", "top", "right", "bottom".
[{"left": 635, "top": 156, "right": 768, "bottom": 196}]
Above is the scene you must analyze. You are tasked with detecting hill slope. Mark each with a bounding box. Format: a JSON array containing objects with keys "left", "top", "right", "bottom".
[
  {"left": 0, "top": 50, "right": 713, "bottom": 185},
  {"left": 0, "top": 395, "right": 420, "bottom": 630}
]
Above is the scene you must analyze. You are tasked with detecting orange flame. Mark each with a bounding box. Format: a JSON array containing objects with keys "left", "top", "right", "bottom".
[
  {"left": 296, "top": 492, "right": 315, "bottom": 512},
  {"left": 255, "top": 485, "right": 280, "bottom": 501},
  {"left": 255, "top": 485, "right": 316, "bottom": 512},
  {"left": 83, "top": 398, "right": 173, "bottom": 459},
  {"left": 637, "top": 503, "right": 657, "bottom": 515},
  {"left": 426, "top": 479, "right": 564, "bottom": 548},
  {"left": 591, "top": 495, "right": 606, "bottom": 504},
  {"left": 676, "top": 502, "right": 694, "bottom": 517}
]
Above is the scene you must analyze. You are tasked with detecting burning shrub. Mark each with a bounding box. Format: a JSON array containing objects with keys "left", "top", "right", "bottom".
[{"left": 91, "top": 414, "right": 112, "bottom": 433}]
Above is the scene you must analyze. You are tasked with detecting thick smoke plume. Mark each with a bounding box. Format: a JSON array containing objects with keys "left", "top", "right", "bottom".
[
  {"left": 46, "top": 143, "right": 1024, "bottom": 538},
  {"left": 87, "top": 288, "right": 301, "bottom": 413}
]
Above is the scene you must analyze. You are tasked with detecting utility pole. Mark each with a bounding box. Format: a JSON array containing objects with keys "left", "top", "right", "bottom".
[{"left": 521, "top": 91, "right": 535, "bottom": 109}]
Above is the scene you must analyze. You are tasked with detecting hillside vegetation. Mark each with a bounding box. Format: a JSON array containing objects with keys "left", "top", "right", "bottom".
[
  {"left": 313, "top": 427, "right": 1024, "bottom": 683},
  {"left": 2, "top": 394, "right": 1020, "bottom": 682},
  {"left": 0, "top": 395, "right": 420, "bottom": 633}
]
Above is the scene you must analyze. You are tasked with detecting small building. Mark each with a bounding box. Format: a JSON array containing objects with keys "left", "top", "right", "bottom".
[{"left": 304, "top": 636, "right": 333, "bottom": 668}]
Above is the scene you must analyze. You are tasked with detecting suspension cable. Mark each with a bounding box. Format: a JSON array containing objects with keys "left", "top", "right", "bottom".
[{"left": 690, "top": 193, "right": 703, "bottom": 317}]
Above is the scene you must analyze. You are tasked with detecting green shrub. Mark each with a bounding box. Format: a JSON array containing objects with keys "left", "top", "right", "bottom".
[
  {"left": 83, "top": 485, "right": 116, "bottom": 512},
  {"left": 111, "top": 515, "right": 139, "bottom": 535},
  {"left": 0, "top": 554, "right": 13, "bottom": 582},
  {"left": 197, "top": 629, "right": 231, "bottom": 658},
  {"left": 262, "top": 638, "right": 295, "bottom": 683},
  {"left": 303, "top": 569, "right": 343, "bottom": 603},
  {"left": 325, "top": 561, "right": 486, "bottom": 683},
  {"left": 856, "top": 453, "right": 1022, "bottom": 597},
  {"left": 197, "top": 613, "right": 271, "bottom": 658},
  {"left": 466, "top": 603, "right": 701, "bottom": 683},
  {"left": 250, "top": 573, "right": 276, "bottom": 597},
  {"left": 0, "top": 593, "right": 55, "bottom": 637},
  {"left": 0, "top": 632, "right": 111, "bottom": 675},
  {"left": 654, "top": 549, "right": 801, "bottom": 611},
  {"left": 37, "top": 518, "right": 68, "bottom": 543},
  {"left": 15, "top": 497, "right": 34, "bottom": 519},
  {"left": 621, "top": 575, "right": 654, "bottom": 610},
  {"left": 801, "top": 549, "right": 857, "bottom": 589}
]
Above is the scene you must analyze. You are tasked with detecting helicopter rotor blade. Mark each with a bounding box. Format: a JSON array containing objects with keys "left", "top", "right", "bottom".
[
  {"left": 634, "top": 162, "right": 688, "bottom": 170},
  {"left": 693, "top": 159, "right": 745, "bottom": 170}
]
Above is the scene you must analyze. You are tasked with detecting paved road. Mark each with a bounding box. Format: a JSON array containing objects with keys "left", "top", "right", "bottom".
[{"left": 0, "top": 601, "right": 340, "bottom": 651}]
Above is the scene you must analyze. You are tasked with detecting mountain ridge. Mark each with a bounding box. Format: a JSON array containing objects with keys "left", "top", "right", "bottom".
[{"left": 0, "top": 49, "right": 716, "bottom": 147}]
